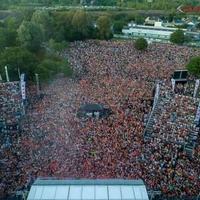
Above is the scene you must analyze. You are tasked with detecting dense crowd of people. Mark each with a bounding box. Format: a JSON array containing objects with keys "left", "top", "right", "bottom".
[
  {"left": 1, "top": 40, "right": 200, "bottom": 199},
  {"left": 0, "top": 82, "right": 21, "bottom": 145},
  {"left": 151, "top": 92, "right": 199, "bottom": 144}
]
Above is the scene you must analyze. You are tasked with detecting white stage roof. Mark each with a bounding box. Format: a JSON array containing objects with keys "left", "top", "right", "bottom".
[{"left": 27, "top": 179, "right": 149, "bottom": 200}]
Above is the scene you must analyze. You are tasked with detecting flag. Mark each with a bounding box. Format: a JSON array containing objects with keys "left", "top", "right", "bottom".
[
  {"left": 193, "top": 79, "right": 199, "bottom": 98},
  {"left": 195, "top": 102, "right": 200, "bottom": 122},
  {"left": 21, "top": 81, "right": 26, "bottom": 100},
  {"left": 20, "top": 74, "right": 25, "bottom": 82},
  {"left": 171, "top": 79, "right": 175, "bottom": 91},
  {"left": 155, "top": 83, "right": 159, "bottom": 99}
]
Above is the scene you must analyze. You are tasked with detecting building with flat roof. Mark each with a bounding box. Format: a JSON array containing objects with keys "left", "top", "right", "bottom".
[
  {"left": 27, "top": 179, "right": 149, "bottom": 200},
  {"left": 122, "top": 21, "right": 200, "bottom": 42},
  {"left": 122, "top": 23, "right": 186, "bottom": 40}
]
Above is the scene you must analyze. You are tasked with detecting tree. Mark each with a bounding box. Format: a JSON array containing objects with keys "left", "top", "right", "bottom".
[
  {"left": 19, "top": 8, "right": 35, "bottom": 21},
  {"left": 72, "top": 10, "right": 94, "bottom": 40},
  {"left": 0, "top": 28, "right": 8, "bottom": 51},
  {"left": 48, "top": 38, "right": 68, "bottom": 52},
  {"left": 134, "top": 37, "right": 148, "bottom": 51},
  {"left": 0, "top": 28, "right": 17, "bottom": 50},
  {"left": 186, "top": 56, "right": 200, "bottom": 77},
  {"left": 170, "top": 29, "right": 185, "bottom": 45},
  {"left": 52, "top": 11, "right": 75, "bottom": 42},
  {"left": 0, "top": 17, "right": 19, "bottom": 51},
  {"left": 168, "top": 13, "right": 174, "bottom": 23},
  {"left": 4, "top": 16, "right": 21, "bottom": 30},
  {"left": 0, "top": 47, "right": 38, "bottom": 81},
  {"left": 31, "top": 10, "right": 54, "bottom": 41},
  {"left": 35, "top": 57, "right": 71, "bottom": 81},
  {"left": 4, "top": 17, "right": 19, "bottom": 47},
  {"left": 134, "top": 14, "right": 145, "bottom": 25},
  {"left": 113, "top": 20, "right": 124, "bottom": 34},
  {"left": 17, "top": 20, "right": 45, "bottom": 52},
  {"left": 196, "top": 22, "right": 200, "bottom": 30},
  {"left": 94, "top": 0, "right": 116, "bottom": 6},
  {"left": 96, "top": 16, "right": 113, "bottom": 40},
  {"left": 112, "top": 13, "right": 127, "bottom": 21}
]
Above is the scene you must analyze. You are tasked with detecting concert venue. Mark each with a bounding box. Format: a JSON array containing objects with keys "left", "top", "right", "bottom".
[{"left": 0, "top": 40, "right": 200, "bottom": 200}]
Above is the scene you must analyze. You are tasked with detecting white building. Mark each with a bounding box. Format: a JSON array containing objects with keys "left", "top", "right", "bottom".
[{"left": 122, "top": 22, "right": 188, "bottom": 40}]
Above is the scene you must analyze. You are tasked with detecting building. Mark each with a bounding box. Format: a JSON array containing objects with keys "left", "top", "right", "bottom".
[
  {"left": 144, "top": 16, "right": 161, "bottom": 25},
  {"left": 122, "top": 17, "right": 200, "bottom": 42},
  {"left": 173, "top": 19, "right": 185, "bottom": 26},
  {"left": 122, "top": 23, "right": 185, "bottom": 40},
  {"left": 27, "top": 179, "right": 149, "bottom": 200}
]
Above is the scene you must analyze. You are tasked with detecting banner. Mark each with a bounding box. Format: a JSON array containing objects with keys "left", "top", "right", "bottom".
[
  {"left": 193, "top": 79, "right": 199, "bottom": 98},
  {"left": 21, "top": 81, "right": 26, "bottom": 100},
  {"left": 155, "top": 83, "right": 159, "bottom": 99},
  {"left": 171, "top": 79, "right": 175, "bottom": 91},
  {"left": 152, "top": 83, "right": 159, "bottom": 111},
  {"left": 20, "top": 74, "right": 25, "bottom": 82},
  {"left": 195, "top": 102, "right": 200, "bottom": 122}
]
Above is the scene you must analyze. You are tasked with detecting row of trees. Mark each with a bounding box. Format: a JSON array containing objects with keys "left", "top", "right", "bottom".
[
  {"left": 0, "top": 9, "right": 115, "bottom": 82},
  {"left": 1, "top": 0, "right": 199, "bottom": 10},
  {"left": 0, "top": 7, "right": 199, "bottom": 82},
  {"left": 0, "top": 8, "right": 148, "bottom": 82},
  {"left": 16, "top": 10, "right": 112, "bottom": 50}
]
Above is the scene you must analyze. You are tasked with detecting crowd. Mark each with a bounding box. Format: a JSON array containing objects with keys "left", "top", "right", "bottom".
[
  {"left": 0, "top": 40, "right": 200, "bottom": 199},
  {"left": 0, "top": 82, "right": 21, "bottom": 144},
  {"left": 151, "top": 92, "right": 199, "bottom": 144}
]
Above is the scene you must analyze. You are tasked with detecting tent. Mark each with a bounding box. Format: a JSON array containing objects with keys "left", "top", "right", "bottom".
[
  {"left": 77, "top": 104, "right": 110, "bottom": 118},
  {"left": 80, "top": 104, "right": 103, "bottom": 112}
]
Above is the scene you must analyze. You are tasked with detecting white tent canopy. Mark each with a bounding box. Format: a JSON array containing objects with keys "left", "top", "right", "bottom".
[{"left": 27, "top": 179, "right": 149, "bottom": 200}]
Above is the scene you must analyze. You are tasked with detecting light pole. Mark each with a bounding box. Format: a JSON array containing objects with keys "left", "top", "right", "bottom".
[
  {"left": 5, "top": 66, "right": 10, "bottom": 82},
  {"left": 35, "top": 73, "right": 40, "bottom": 97},
  {"left": 18, "top": 68, "right": 21, "bottom": 80}
]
